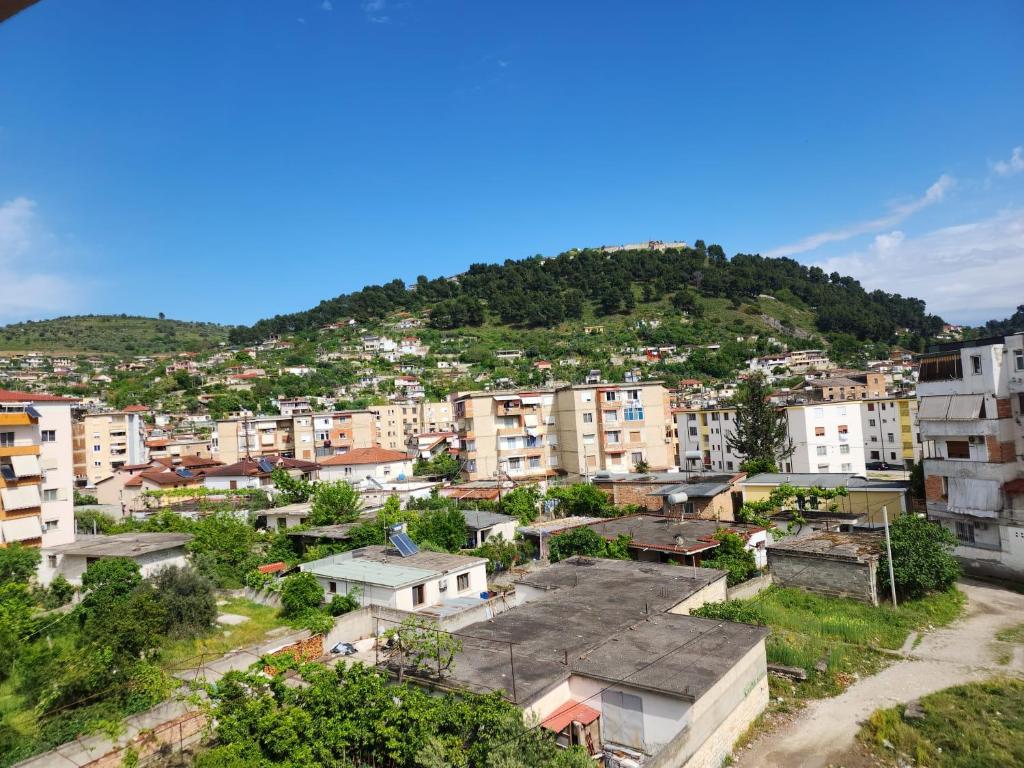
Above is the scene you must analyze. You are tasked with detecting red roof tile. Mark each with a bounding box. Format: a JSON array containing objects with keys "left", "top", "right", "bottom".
[
  {"left": 0, "top": 389, "right": 77, "bottom": 403},
  {"left": 122, "top": 405, "right": 150, "bottom": 412},
  {"left": 258, "top": 562, "right": 287, "bottom": 574},
  {"left": 320, "top": 447, "right": 410, "bottom": 466},
  {"left": 541, "top": 701, "right": 600, "bottom": 733}
]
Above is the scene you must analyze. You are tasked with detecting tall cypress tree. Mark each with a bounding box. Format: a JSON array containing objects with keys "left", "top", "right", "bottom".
[{"left": 726, "top": 372, "right": 794, "bottom": 472}]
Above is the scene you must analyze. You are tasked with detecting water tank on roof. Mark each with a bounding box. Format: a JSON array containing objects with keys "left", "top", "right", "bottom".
[{"left": 667, "top": 491, "right": 688, "bottom": 506}]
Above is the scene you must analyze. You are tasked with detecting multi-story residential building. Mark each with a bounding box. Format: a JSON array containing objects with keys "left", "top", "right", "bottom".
[
  {"left": 554, "top": 382, "right": 673, "bottom": 478},
  {"left": 215, "top": 409, "right": 386, "bottom": 463},
  {"left": 453, "top": 382, "right": 673, "bottom": 483},
  {"left": 213, "top": 415, "right": 295, "bottom": 464},
  {"left": 677, "top": 400, "right": 867, "bottom": 475},
  {"left": 0, "top": 389, "right": 76, "bottom": 548},
  {"left": 860, "top": 396, "right": 920, "bottom": 467},
  {"left": 803, "top": 371, "right": 887, "bottom": 401},
  {"left": 368, "top": 401, "right": 454, "bottom": 450},
  {"left": 917, "top": 333, "right": 1024, "bottom": 581},
  {"left": 75, "top": 408, "right": 149, "bottom": 487}
]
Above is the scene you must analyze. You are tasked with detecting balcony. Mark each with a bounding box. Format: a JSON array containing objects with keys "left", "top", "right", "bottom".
[
  {"left": 0, "top": 413, "right": 33, "bottom": 427},
  {"left": 496, "top": 426, "right": 525, "bottom": 437}
]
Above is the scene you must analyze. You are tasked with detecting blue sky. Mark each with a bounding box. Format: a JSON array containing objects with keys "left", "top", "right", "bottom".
[{"left": 1, "top": 0, "right": 1022, "bottom": 326}]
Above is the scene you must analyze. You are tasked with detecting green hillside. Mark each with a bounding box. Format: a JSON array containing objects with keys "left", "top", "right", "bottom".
[{"left": 0, "top": 315, "right": 232, "bottom": 356}]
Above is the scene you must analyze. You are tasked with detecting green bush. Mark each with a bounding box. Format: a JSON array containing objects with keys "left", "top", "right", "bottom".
[
  {"left": 880, "top": 514, "right": 960, "bottom": 599},
  {"left": 280, "top": 573, "right": 324, "bottom": 618},
  {"left": 328, "top": 591, "right": 361, "bottom": 616}
]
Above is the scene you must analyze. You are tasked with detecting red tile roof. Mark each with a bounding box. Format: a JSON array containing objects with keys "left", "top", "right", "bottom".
[
  {"left": 203, "top": 456, "right": 319, "bottom": 477},
  {"left": 0, "top": 389, "right": 77, "bottom": 403},
  {"left": 258, "top": 562, "right": 287, "bottom": 574},
  {"left": 136, "top": 469, "right": 201, "bottom": 487},
  {"left": 540, "top": 701, "right": 600, "bottom": 733},
  {"left": 122, "top": 405, "right": 150, "bottom": 412},
  {"left": 320, "top": 447, "right": 410, "bottom": 466}
]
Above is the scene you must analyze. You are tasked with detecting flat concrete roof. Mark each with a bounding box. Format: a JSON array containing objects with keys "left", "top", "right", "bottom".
[
  {"left": 300, "top": 557, "right": 438, "bottom": 589},
  {"left": 45, "top": 532, "right": 192, "bottom": 558},
  {"left": 518, "top": 516, "right": 600, "bottom": 535},
  {"left": 439, "top": 557, "right": 736, "bottom": 704},
  {"left": 262, "top": 502, "right": 313, "bottom": 517},
  {"left": 585, "top": 515, "right": 764, "bottom": 555},
  {"left": 593, "top": 471, "right": 735, "bottom": 485},
  {"left": 286, "top": 522, "right": 360, "bottom": 541},
  {"left": 356, "top": 545, "right": 487, "bottom": 574},
  {"left": 743, "top": 472, "right": 909, "bottom": 491},
  {"left": 767, "top": 530, "right": 883, "bottom": 562},
  {"left": 461, "top": 509, "right": 517, "bottom": 531},
  {"left": 649, "top": 481, "right": 733, "bottom": 499}
]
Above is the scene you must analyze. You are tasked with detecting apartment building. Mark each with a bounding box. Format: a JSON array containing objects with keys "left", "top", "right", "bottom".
[
  {"left": 0, "top": 390, "right": 76, "bottom": 548},
  {"left": 804, "top": 371, "right": 887, "bottom": 401},
  {"left": 917, "top": 333, "right": 1024, "bottom": 581},
  {"left": 861, "top": 396, "right": 921, "bottom": 467},
  {"left": 452, "top": 382, "right": 673, "bottom": 483},
  {"left": 677, "top": 400, "right": 867, "bottom": 475},
  {"left": 554, "top": 382, "right": 673, "bottom": 478},
  {"left": 213, "top": 415, "right": 295, "bottom": 464},
  {"left": 74, "top": 409, "right": 149, "bottom": 487},
  {"left": 453, "top": 390, "right": 559, "bottom": 482},
  {"left": 368, "top": 401, "right": 455, "bottom": 450}
]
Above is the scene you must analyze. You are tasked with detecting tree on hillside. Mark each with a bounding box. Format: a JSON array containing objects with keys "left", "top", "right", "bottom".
[
  {"left": 309, "top": 480, "right": 363, "bottom": 526},
  {"left": 727, "top": 372, "right": 794, "bottom": 471},
  {"left": 880, "top": 514, "right": 960, "bottom": 600}
]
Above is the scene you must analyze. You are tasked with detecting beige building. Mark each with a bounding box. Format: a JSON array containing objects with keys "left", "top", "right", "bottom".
[
  {"left": 75, "top": 409, "right": 149, "bottom": 487},
  {"left": 1, "top": 389, "right": 76, "bottom": 548},
  {"left": 453, "top": 382, "right": 673, "bottom": 483},
  {"left": 368, "top": 401, "right": 455, "bottom": 450}
]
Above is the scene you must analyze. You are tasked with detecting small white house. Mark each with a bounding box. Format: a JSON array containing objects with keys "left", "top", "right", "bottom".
[
  {"left": 38, "top": 532, "right": 191, "bottom": 586},
  {"left": 300, "top": 545, "right": 488, "bottom": 612},
  {"left": 319, "top": 447, "right": 413, "bottom": 484},
  {"left": 461, "top": 510, "right": 519, "bottom": 548}
]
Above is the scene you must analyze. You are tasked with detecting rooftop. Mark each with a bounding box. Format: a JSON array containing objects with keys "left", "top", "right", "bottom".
[
  {"left": 461, "top": 509, "right": 518, "bottom": 530},
  {"left": 45, "top": 532, "right": 192, "bottom": 557},
  {"left": 592, "top": 471, "right": 736, "bottom": 486},
  {"left": 441, "top": 557, "right": 746, "bottom": 704},
  {"left": 767, "top": 530, "right": 883, "bottom": 562},
  {"left": 300, "top": 545, "right": 486, "bottom": 588},
  {"left": 518, "top": 516, "right": 601, "bottom": 535},
  {"left": 742, "top": 472, "right": 910, "bottom": 491},
  {"left": 320, "top": 447, "right": 411, "bottom": 466},
  {"left": 585, "top": 515, "right": 764, "bottom": 555}
]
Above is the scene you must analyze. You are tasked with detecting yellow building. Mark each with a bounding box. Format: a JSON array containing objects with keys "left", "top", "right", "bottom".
[{"left": 739, "top": 472, "right": 910, "bottom": 528}]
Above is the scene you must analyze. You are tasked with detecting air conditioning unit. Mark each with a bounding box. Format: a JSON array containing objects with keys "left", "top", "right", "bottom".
[
  {"left": 438, "top": 578, "right": 448, "bottom": 591},
  {"left": 969, "top": 436, "right": 984, "bottom": 445}
]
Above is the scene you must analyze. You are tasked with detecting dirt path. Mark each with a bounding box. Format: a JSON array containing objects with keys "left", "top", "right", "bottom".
[{"left": 735, "top": 580, "right": 1024, "bottom": 768}]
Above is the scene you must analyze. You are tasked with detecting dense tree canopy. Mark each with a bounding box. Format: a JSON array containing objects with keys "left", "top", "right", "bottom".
[{"left": 229, "top": 245, "right": 944, "bottom": 343}]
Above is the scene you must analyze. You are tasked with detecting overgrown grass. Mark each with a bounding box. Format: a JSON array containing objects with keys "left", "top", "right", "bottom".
[
  {"left": 695, "top": 587, "right": 965, "bottom": 699},
  {"left": 858, "top": 678, "right": 1024, "bottom": 767},
  {"left": 159, "top": 597, "right": 289, "bottom": 673},
  {"left": 995, "top": 621, "right": 1024, "bottom": 645}
]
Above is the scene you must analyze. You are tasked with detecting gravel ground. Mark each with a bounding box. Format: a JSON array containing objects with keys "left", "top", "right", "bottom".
[{"left": 734, "top": 579, "right": 1024, "bottom": 768}]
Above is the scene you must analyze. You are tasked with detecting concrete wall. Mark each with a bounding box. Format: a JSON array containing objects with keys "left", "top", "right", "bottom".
[
  {"left": 768, "top": 550, "right": 879, "bottom": 605},
  {"left": 569, "top": 676, "right": 691, "bottom": 755},
  {"left": 39, "top": 546, "right": 189, "bottom": 587},
  {"left": 667, "top": 576, "right": 728, "bottom": 615},
  {"left": 647, "top": 640, "right": 769, "bottom": 768},
  {"left": 727, "top": 572, "right": 774, "bottom": 601}
]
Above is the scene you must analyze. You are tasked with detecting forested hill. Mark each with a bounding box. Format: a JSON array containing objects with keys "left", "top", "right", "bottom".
[
  {"left": 230, "top": 243, "right": 944, "bottom": 345},
  {"left": 0, "top": 315, "right": 232, "bottom": 355}
]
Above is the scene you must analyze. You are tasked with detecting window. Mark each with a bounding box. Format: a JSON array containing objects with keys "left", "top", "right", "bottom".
[
  {"left": 840, "top": 444, "right": 850, "bottom": 454},
  {"left": 623, "top": 406, "right": 645, "bottom": 421},
  {"left": 93, "top": 460, "right": 102, "bottom": 467},
  {"left": 814, "top": 426, "right": 825, "bottom": 436},
  {"left": 604, "top": 391, "right": 617, "bottom": 402},
  {"left": 344, "top": 466, "right": 353, "bottom": 476},
  {"left": 970, "top": 355, "right": 982, "bottom": 375},
  {"left": 631, "top": 451, "right": 644, "bottom": 465},
  {"left": 604, "top": 410, "right": 619, "bottom": 423},
  {"left": 328, "top": 581, "right": 337, "bottom": 594},
  {"left": 816, "top": 446, "right": 828, "bottom": 456},
  {"left": 606, "top": 431, "right": 621, "bottom": 444},
  {"left": 838, "top": 424, "right": 848, "bottom": 434},
  {"left": 629, "top": 430, "right": 641, "bottom": 443},
  {"left": 93, "top": 444, "right": 101, "bottom": 452},
  {"left": 817, "top": 463, "right": 830, "bottom": 471},
  {"left": 41, "top": 430, "right": 56, "bottom": 442},
  {"left": 890, "top": 452, "right": 897, "bottom": 461},
  {"left": 688, "top": 426, "right": 698, "bottom": 436},
  {"left": 867, "top": 402, "right": 875, "bottom": 411},
  {"left": 1015, "top": 349, "right": 1024, "bottom": 371},
  {"left": 841, "top": 463, "right": 852, "bottom": 472},
  {"left": 0, "top": 432, "right": 13, "bottom": 447},
  {"left": 869, "top": 418, "right": 876, "bottom": 427},
  {"left": 42, "top": 488, "right": 58, "bottom": 502},
  {"left": 457, "top": 573, "right": 469, "bottom": 591},
  {"left": 723, "top": 412, "right": 730, "bottom": 420},
  {"left": 583, "top": 433, "right": 595, "bottom": 446},
  {"left": 726, "top": 460, "right": 734, "bottom": 470},
  {"left": 838, "top": 406, "right": 847, "bottom": 416},
  {"left": 955, "top": 520, "right": 975, "bottom": 545},
  {"left": 870, "top": 450, "right": 880, "bottom": 459},
  {"left": 582, "top": 412, "right": 594, "bottom": 424},
  {"left": 947, "top": 440, "right": 970, "bottom": 459},
  {"left": 711, "top": 413, "right": 719, "bottom": 421},
  {"left": 582, "top": 391, "right": 593, "bottom": 403},
  {"left": 886, "top": 432, "right": 894, "bottom": 442},
  {"left": 529, "top": 456, "right": 541, "bottom": 469},
  {"left": 47, "top": 555, "right": 57, "bottom": 568},
  {"left": 507, "top": 457, "right": 522, "bottom": 470},
  {"left": 383, "top": 466, "right": 391, "bottom": 476},
  {"left": 412, "top": 584, "right": 425, "bottom": 606}
]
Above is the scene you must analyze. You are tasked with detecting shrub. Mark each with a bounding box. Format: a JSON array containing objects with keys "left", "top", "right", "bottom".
[
  {"left": 880, "top": 514, "right": 960, "bottom": 599},
  {"left": 151, "top": 565, "right": 218, "bottom": 638},
  {"left": 702, "top": 531, "right": 758, "bottom": 586},
  {"left": 280, "top": 572, "right": 324, "bottom": 618},
  {"left": 328, "top": 590, "right": 361, "bottom": 616}
]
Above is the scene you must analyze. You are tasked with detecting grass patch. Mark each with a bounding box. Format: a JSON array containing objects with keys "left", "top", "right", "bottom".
[
  {"left": 858, "top": 678, "right": 1024, "bottom": 767},
  {"left": 159, "top": 597, "right": 288, "bottom": 673},
  {"left": 995, "top": 622, "right": 1024, "bottom": 645},
  {"left": 695, "top": 587, "right": 965, "bottom": 700}
]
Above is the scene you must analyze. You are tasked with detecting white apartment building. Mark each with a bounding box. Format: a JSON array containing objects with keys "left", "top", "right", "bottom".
[
  {"left": 0, "top": 390, "right": 76, "bottom": 548},
  {"left": 918, "top": 333, "right": 1024, "bottom": 581},
  {"left": 677, "top": 400, "right": 867, "bottom": 475},
  {"left": 76, "top": 409, "right": 149, "bottom": 486}
]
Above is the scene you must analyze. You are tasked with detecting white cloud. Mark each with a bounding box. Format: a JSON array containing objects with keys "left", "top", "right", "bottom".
[
  {"left": 0, "top": 197, "right": 84, "bottom": 322},
  {"left": 815, "top": 208, "right": 1024, "bottom": 324},
  {"left": 992, "top": 146, "right": 1024, "bottom": 177},
  {"left": 321, "top": 0, "right": 334, "bottom": 9},
  {"left": 763, "top": 174, "right": 954, "bottom": 258},
  {"left": 362, "top": 0, "right": 390, "bottom": 22}
]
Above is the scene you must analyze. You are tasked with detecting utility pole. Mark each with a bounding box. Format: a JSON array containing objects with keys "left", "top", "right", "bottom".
[{"left": 882, "top": 505, "right": 898, "bottom": 609}]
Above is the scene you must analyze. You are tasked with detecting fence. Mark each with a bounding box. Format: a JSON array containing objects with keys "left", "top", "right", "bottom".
[{"left": 726, "top": 572, "right": 773, "bottom": 601}]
